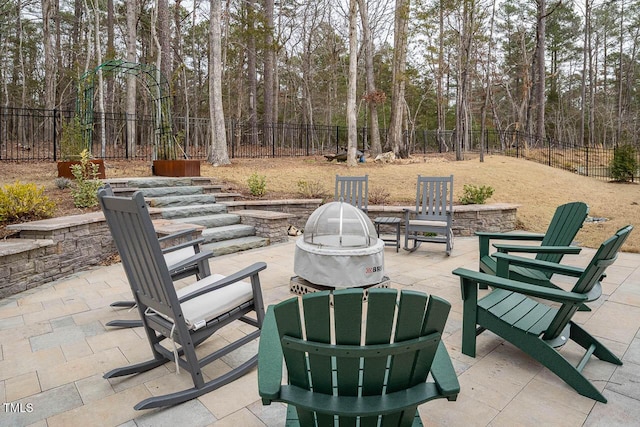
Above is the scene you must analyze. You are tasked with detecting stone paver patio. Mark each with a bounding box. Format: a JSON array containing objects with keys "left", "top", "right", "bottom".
[{"left": 1, "top": 236, "right": 639, "bottom": 426}]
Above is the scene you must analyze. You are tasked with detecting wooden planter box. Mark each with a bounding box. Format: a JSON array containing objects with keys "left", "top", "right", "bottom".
[
  {"left": 57, "top": 160, "right": 106, "bottom": 179},
  {"left": 152, "top": 160, "right": 201, "bottom": 177}
]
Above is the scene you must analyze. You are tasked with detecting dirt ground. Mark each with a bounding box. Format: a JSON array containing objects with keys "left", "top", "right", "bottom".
[{"left": 1, "top": 153, "right": 638, "bottom": 252}]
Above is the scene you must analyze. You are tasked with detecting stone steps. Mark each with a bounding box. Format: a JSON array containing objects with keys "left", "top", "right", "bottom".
[
  {"left": 106, "top": 176, "right": 280, "bottom": 258},
  {"left": 202, "top": 236, "right": 269, "bottom": 256}
]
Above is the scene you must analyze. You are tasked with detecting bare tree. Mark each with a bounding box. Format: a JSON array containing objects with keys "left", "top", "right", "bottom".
[
  {"left": 358, "top": 0, "right": 382, "bottom": 157},
  {"left": 126, "top": 0, "right": 137, "bottom": 157},
  {"left": 208, "top": 0, "right": 229, "bottom": 165},
  {"left": 346, "top": 0, "right": 358, "bottom": 166},
  {"left": 42, "top": 0, "right": 57, "bottom": 114},
  {"left": 387, "top": 0, "right": 410, "bottom": 158}
]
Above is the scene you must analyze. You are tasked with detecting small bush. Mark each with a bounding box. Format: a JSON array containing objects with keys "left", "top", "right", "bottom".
[
  {"left": 369, "top": 187, "right": 391, "bottom": 205},
  {"left": 247, "top": 172, "right": 267, "bottom": 197},
  {"left": 296, "top": 180, "right": 328, "bottom": 199},
  {"left": 460, "top": 184, "right": 495, "bottom": 205},
  {"left": 70, "top": 149, "right": 103, "bottom": 208},
  {"left": 0, "top": 181, "right": 56, "bottom": 222},
  {"left": 610, "top": 144, "right": 638, "bottom": 182},
  {"left": 54, "top": 177, "right": 72, "bottom": 189}
]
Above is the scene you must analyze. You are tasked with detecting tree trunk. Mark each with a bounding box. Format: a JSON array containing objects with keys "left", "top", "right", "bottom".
[
  {"left": 263, "top": 0, "right": 275, "bottom": 126},
  {"left": 387, "top": 0, "right": 410, "bottom": 158},
  {"left": 208, "top": 0, "right": 230, "bottom": 165},
  {"left": 346, "top": 0, "right": 358, "bottom": 166},
  {"left": 535, "top": 0, "right": 546, "bottom": 146},
  {"left": 42, "top": 0, "right": 56, "bottom": 113},
  {"left": 357, "top": 0, "right": 381, "bottom": 158},
  {"left": 126, "top": 0, "right": 137, "bottom": 158}
]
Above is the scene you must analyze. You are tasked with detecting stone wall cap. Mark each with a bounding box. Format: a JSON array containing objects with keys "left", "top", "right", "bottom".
[
  {"left": 367, "top": 203, "right": 520, "bottom": 213},
  {"left": 7, "top": 211, "right": 106, "bottom": 231},
  {"left": 223, "top": 199, "right": 322, "bottom": 207},
  {"left": 0, "top": 239, "right": 55, "bottom": 256},
  {"left": 236, "top": 210, "right": 295, "bottom": 219}
]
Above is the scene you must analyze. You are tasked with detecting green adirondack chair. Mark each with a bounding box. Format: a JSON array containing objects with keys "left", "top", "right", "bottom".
[
  {"left": 453, "top": 225, "right": 633, "bottom": 403},
  {"left": 477, "top": 201, "right": 588, "bottom": 293},
  {"left": 258, "top": 288, "right": 460, "bottom": 426}
]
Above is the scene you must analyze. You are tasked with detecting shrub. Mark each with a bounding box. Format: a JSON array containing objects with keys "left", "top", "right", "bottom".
[
  {"left": 0, "top": 181, "right": 56, "bottom": 222},
  {"left": 369, "top": 187, "right": 391, "bottom": 205},
  {"left": 54, "top": 177, "right": 72, "bottom": 189},
  {"left": 247, "top": 172, "right": 267, "bottom": 197},
  {"left": 296, "top": 180, "right": 328, "bottom": 199},
  {"left": 70, "top": 149, "right": 103, "bottom": 208},
  {"left": 610, "top": 144, "right": 638, "bottom": 182},
  {"left": 60, "top": 116, "right": 86, "bottom": 161},
  {"left": 460, "top": 184, "right": 495, "bottom": 205}
]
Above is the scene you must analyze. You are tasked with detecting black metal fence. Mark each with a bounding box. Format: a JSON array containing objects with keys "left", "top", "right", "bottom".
[{"left": 1, "top": 107, "right": 638, "bottom": 182}]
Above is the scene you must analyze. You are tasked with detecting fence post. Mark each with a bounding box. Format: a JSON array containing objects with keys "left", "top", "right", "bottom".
[
  {"left": 306, "top": 124, "right": 310, "bottom": 156},
  {"left": 585, "top": 146, "right": 589, "bottom": 177},
  {"left": 53, "top": 109, "right": 58, "bottom": 161}
]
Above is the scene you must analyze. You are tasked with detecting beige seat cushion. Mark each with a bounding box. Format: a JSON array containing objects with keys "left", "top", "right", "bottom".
[
  {"left": 409, "top": 219, "right": 448, "bottom": 228},
  {"left": 172, "top": 274, "right": 253, "bottom": 330},
  {"left": 163, "top": 247, "right": 196, "bottom": 269}
]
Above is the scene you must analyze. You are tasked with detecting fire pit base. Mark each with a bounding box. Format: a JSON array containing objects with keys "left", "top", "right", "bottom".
[{"left": 289, "top": 275, "right": 390, "bottom": 297}]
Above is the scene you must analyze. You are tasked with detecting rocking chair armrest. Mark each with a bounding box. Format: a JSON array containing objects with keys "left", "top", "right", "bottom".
[
  {"left": 452, "top": 268, "right": 588, "bottom": 304},
  {"left": 167, "top": 250, "right": 213, "bottom": 274},
  {"left": 494, "top": 252, "right": 584, "bottom": 277},
  {"left": 430, "top": 341, "right": 460, "bottom": 397},
  {"left": 178, "top": 262, "right": 267, "bottom": 303},
  {"left": 161, "top": 238, "right": 206, "bottom": 254},
  {"left": 258, "top": 307, "right": 284, "bottom": 403}
]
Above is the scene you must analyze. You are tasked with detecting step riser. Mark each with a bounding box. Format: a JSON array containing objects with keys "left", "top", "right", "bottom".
[
  {"left": 204, "top": 237, "right": 269, "bottom": 257},
  {"left": 174, "top": 215, "right": 240, "bottom": 228},
  {"left": 160, "top": 205, "right": 228, "bottom": 219},
  {"left": 149, "top": 195, "right": 217, "bottom": 207},
  {"left": 201, "top": 225, "right": 255, "bottom": 243}
]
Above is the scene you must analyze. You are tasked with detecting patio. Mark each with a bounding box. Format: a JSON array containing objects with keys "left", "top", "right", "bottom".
[{"left": 1, "top": 236, "right": 639, "bottom": 426}]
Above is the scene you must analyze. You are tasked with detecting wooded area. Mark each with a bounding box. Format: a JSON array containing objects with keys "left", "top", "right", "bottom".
[{"left": 0, "top": 0, "right": 639, "bottom": 164}]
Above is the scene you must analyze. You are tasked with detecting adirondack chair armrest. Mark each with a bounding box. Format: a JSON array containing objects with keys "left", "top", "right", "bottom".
[
  {"left": 278, "top": 382, "right": 453, "bottom": 417},
  {"left": 161, "top": 238, "right": 206, "bottom": 254},
  {"left": 430, "top": 341, "right": 460, "bottom": 399},
  {"left": 178, "top": 262, "right": 267, "bottom": 303},
  {"left": 258, "top": 307, "right": 283, "bottom": 404},
  {"left": 493, "top": 252, "right": 584, "bottom": 277},
  {"left": 167, "top": 251, "right": 213, "bottom": 275},
  {"left": 493, "top": 244, "right": 582, "bottom": 255},
  {"left": 452, "top": 268, "right": 588, "bottom": 304},
  {"left": 475, "top": 231, "right": 546, "bottom": 241}
]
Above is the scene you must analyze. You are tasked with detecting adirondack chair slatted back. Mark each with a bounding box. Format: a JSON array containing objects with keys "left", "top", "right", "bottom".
[
  {"left": 98, "top": 189, "right": 181, "bottom": 319},
  {"left": 335, "top": 175, "right": 368, "bottom": 212},
  {"left": 542, "top": 225, "right": 632, "bottom": 341},
  {"left": 537, "top": 202, "right": 589, "bottom": 264},
  {"left": 415, "top": 175, "right": 453, "bottom": 220},
  {"left": 272, "top": 288, "right": 451, "bottom": 425}
]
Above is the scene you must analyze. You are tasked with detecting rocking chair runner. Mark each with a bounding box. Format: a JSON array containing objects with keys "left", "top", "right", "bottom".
[
  {"left": 98, "top": 189, "right": 267, "bottom": 410},
  {"left": 258, "top": 288, "right": 459, "bottom": 426},
  {"left": 453, "top": 225, "right": 633, "bottom": 403}
]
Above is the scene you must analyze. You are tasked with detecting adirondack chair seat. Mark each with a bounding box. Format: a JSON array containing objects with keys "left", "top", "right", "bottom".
[{"left": 147, "top": 274, "right": 255, "bottom": 330}]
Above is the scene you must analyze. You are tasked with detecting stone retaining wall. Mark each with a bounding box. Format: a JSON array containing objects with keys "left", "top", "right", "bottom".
[{"left": 0, "top": 201, "right": 518, "bottom": 299}]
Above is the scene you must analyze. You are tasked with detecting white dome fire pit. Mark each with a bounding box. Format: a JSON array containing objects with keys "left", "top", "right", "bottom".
[{"left": 293, "top": 201, "right": 386, "bottom": 290}]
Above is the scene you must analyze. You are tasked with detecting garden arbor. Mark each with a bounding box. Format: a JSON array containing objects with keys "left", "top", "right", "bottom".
[{"left": 77, "top": 60, "right": 178, "bottom": 160}]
